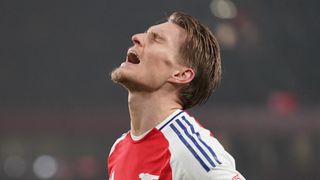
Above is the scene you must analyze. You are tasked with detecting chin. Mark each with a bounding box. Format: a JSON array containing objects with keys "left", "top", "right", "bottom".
[
  {"left": 111, "top": 67, "right": 124, "bottom": 83},
  {"left": 111, "top": 65, "right": 135, "bottom": 82},
  {"left": 111, "top": 67, "right": 156, "bottom": 92},
  {"left": 111, "top": 68, "right": 136, "bottom": 88}
]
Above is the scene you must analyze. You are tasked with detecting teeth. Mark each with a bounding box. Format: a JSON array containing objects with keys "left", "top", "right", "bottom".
[{"left": 128, "top": 50, "right": 139, "bottom": 59}]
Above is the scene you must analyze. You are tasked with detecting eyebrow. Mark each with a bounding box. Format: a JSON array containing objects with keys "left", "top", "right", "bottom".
[{"left": 146, "top": 27, "right": 166, "bottom": 42}]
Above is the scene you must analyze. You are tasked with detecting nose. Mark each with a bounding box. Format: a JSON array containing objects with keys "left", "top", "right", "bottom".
[{"left": 131, "top": 33, "right": 144, "bottom": 47}]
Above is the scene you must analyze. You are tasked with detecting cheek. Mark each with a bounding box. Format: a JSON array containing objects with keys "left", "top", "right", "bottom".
[
  {"left": 142, "top": 47, "right": 177, "bottom": 78},
  {"left": 145, "top": 51, "right": 175, "bottom": 70},
  {"left": 146, "top": 60, "right": 172, "bottom": 79}
]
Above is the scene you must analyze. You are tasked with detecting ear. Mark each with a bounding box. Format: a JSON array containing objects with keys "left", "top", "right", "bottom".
[{"left": 168, "top": 67, "right": 195, "bottom": 85}]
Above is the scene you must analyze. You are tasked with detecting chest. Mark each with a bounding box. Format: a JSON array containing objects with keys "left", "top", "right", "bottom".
[{"left": 108, "top": 132, "right": 172, "bottom": 180}]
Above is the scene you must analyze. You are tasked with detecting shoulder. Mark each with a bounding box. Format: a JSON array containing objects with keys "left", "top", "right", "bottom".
[
  {"left": 108, "top": 132, "right": 129, "bottom": 157},
  {"left": 160, "top": 111, "right": 245, "bottom": 179}
]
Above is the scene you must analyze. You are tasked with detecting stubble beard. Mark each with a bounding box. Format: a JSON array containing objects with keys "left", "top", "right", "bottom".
[
  {"left": 110, "top": 67, "right": 136, "bottom": 90},
  {"left": 111, "top": 63, "right": 161, "bottom": 92},
  {"left": 110, "top": 67, "right": 151, "bottom": 92},
  {"left": 110, "top": 67, "right": 123, "bottom": 84}
]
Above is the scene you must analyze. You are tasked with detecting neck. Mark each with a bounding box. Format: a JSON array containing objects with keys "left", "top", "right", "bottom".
[{"left": 128, "top": 90, "right": 182, "bottom": 136}]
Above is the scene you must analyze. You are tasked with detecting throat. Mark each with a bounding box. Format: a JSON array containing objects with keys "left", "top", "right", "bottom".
[
  {"left": 131, "top": 129, "right": 152, "bottom": 141},
  {"left": 128, "top": 91, "right": 182, "bottom": 137}
]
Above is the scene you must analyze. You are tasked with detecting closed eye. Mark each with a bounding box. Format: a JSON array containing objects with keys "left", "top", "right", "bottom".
[
  {"left": 147, "top": 30, "right": 165, "bottom": 43},
  {"left": 150, "top": 32, "right": 159, "bottom": 40}
]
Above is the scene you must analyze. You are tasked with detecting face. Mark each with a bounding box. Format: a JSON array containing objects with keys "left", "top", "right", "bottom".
[{"left": 111, "top": 22, "right": 187, "bottom": 92}]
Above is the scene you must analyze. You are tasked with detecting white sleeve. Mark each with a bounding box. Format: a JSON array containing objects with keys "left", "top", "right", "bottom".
[
  {"left": 161, "top": 113, "right": 245, "bottom": 180},
  {"left": 176, "top": 138, "right": 246, "bottom": 180},
  {"left": 164, "top": 123, "right": 245, "bottom": 179},
  {"left": 205, "top": 138, "right": 245, "bottom": 180},
  {"left": 208, "top": 166, "right": 246, "bottom": 180}
]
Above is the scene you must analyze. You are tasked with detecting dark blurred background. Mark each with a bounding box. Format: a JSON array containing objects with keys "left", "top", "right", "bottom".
[{"left": 1, "top": 0, "right": 319, "bottom": 179}]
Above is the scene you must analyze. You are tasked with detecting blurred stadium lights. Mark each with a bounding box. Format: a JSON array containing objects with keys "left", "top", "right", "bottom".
[
  {"left": 210, "top": 0, "right": 260, "bottom": 49},
  {"left": 215, "top": 23, "right": 237, "bottom": 49},
  {"left": 209, "top": 0, "right": 239, "bottom": 49},
  {"left": 3, "top": 156, "right": 27, "bottom": 178},
  {"left": 33, "top": 155, "right": 58, "bottom": 179},
  {"left": 268, "top": 91, "right": 298, "bottom": 116},
  {"left": 210, "top": 0, "right": 237, "bottom": 19}
]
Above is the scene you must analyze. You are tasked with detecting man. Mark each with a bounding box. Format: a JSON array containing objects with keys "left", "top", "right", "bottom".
[{"left": 108, "top": 12, "right": 245, "bottom": 180}]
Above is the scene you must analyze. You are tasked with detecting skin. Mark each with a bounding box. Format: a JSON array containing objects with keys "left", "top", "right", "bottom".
[{"left": 111, "top": 22, "right": 195, "bottom": 136}]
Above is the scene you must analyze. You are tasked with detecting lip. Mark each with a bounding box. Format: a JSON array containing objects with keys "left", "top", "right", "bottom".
[
  {"left": 126, "top": 48, "right": 140, "bottom": 64},
  {"left": 127, "top": 48, "right": 137, "bottom": 56}
]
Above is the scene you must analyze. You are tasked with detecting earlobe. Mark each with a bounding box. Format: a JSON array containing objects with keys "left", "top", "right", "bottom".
[{"left": 168, "top": 68, "right": 195, "bottom": 84}]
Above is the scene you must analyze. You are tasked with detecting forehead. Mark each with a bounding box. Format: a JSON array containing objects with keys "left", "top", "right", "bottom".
[{"left": 148, "top": 22, "right": 186, "bottom": 44}]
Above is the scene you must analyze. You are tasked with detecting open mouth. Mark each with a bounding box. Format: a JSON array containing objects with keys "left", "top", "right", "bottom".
[{"left": 127, "top": 51, "right": 140, "bottom": 64}]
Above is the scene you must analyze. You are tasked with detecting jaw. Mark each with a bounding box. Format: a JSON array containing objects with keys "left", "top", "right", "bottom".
[
  {"left": 111, "top": 68, "right": 161, "bottom": 93},
  {"left": 111, "top": 65, "right": 145, "bottom": 90},
  {"left": 111, "top": 56, "right": 175, "bottom": 93}
]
